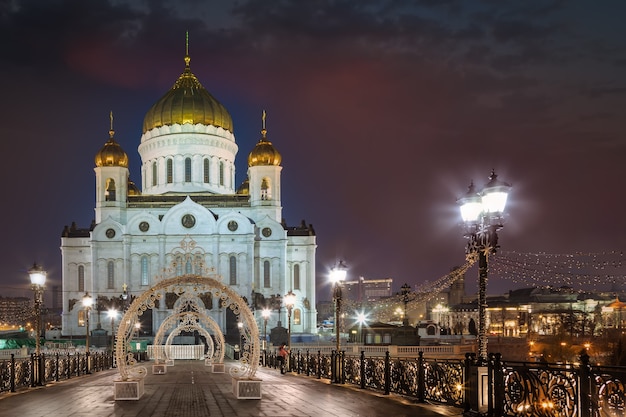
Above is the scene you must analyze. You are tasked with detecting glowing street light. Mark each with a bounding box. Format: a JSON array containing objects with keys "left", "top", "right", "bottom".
[
  {"left": 458, "top": 170, "right": 511, "bottom": 363},
  {"left": 82, "top": 292, "right": 94, "bottom": 373},
  {"left": 261, "top": 308, "right": 271, "bottom": 349},
  {"left": 284, "top": 290, "right": 296, "bottom": 351},
  {"left": 28, "top": 263, "right": 46, "bottom": 386}
]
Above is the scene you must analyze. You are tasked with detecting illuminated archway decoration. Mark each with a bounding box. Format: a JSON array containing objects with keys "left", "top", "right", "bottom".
[
  {"left": 115, "top": 273, "right": 260, "bottom": 381},
  {"left": 165, "top": 323, "right": 215, "bottom": 359},
  {"left": 152, "top": 311, "right": 223, "bottom": 363}
]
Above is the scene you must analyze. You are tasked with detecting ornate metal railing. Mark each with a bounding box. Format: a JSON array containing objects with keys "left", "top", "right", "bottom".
[
  {"left": 263, "top": 348, "right": 626, "bottom": 417},
  {"left": 0, "top": 352, "right": 114, "bottom": 394}
]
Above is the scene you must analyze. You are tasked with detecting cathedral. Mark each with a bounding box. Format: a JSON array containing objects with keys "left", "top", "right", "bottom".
[{"left": 60, "top": 48, "right": 317, "bottom": 343}]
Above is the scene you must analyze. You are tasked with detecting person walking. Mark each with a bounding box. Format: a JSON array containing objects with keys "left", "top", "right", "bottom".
[{"left": 277, "top": 342, "right": 290, "bottom": 374}]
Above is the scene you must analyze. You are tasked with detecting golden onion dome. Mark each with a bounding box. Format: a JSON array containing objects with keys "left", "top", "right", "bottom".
[
  {"left": 142, "top": 53, "right": 233, "bottom": 134},
  {"left": 128, "top": 179, "right": 141, "bottom": 196},
  {"left": 95, "top": 118, "right": 129, "bottom": 167},
  {"left": 236, "top": 177, "right": 250, "bottom": 195},
  {"left": 248, "top": 111, "right": 281, "bottom": 167}
]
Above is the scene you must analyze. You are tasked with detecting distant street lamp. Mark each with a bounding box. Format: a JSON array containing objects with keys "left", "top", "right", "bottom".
[
  {"left": 107, "top": 309, "right": 118, "bottom": 353},
  {"left": 458, "top": 170, "right": 511, "bottom": 363},
  {"left": 82, "top": 292, "right": 94, "bottom": 373},
  {"left": 28, "top": 263, "right": 46, "bottom": 386},
  {"left": 261, "top": 308, "right": 271, "bottom": 349},
  {"left": 237, "top": 321, "right": 244, "bottom": 360},
  {"left": 284, "top": 290, "right": 296, "bottom": 351},
  {"left": 356, "top": 312, "right": 367, "bottom": 345},
  {"left": 330, "top": 260, "right": 348, "bottom": 353}
]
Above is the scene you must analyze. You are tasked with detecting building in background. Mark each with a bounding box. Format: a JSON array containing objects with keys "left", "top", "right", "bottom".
[{"left": 60, "top": 49, "right": 317, "bottom": 341}]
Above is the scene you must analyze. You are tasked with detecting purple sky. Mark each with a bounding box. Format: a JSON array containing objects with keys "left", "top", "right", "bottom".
[{"left": 1, "top": 0, "right": 625, "bottom": 302}]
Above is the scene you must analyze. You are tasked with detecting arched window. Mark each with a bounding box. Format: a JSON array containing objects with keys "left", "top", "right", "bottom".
[
  {"left": 219, "top": 162, "right": 225, "bottom": 186},
  {"left": 78, "top": 265, "right": 84, "bottom": 292},
  {"left": 203, "top": 158, "right": 210, "bottom": 183},
  {"left": 167, "top": 159, "right": 173, "bottom": 184},
  {"left": 141, "top": 256, "right": 149, "bottom": 286},
  {"left": 107, "top": 261, "right": 115, "bottom": 289},
  {"left": 105, "top": 178, "right": 116, "bottom": 201},
  {"left": 185, "top": 258, "right": 192, "bottom": 274},
  {"left": 294, "top": 264, "right": 300, "bottom": 290},
  {"left": 229, "top": 256, "right": 237, "bottom": 285},
  {"left": 185, "top": 157, "right": 191, "bottom": 182},
  {"left": 294, "top": 308, "right": 301, "bottom": 325},
  {"left": 152, "top": 162, "right": 157, "bottom": 186},
  {"left": 175, "top": 255, "right": 183, "bottom": 276},
  {"left": 261, "top": 178, "right": 270, "bottom": 200},
  {"left": 263, "top": 260, "right": 270, "bottom": 288}
]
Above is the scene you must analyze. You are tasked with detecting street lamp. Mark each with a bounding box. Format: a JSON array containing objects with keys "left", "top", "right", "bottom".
[
  {"left": 400, "top": 283, "right": 411, "bottom": 325},
  {"left": 237, "top": 321, "right": 244, "bottom": 360},
  {"left": 28, "top": 263, "right": 46, "bottom": 386},
  {"left": 261, "top": 308, "right": 271, "bottom": 349},
  {"left": 330, "top": 260, "right": 348, "bottom": 353},
  {"left": 458, "top": 170, "right": 511, "bottom": 363},
  {"left": 356, "top": 312, "right": 367, "bottom": 345},
  {"left": 82, "top": 292, "right": 93, "bottom": 373},
  {"left": 107, "top": 309, "right": 118, "bottom": 352},
  {"left": 284, "top": 290, "right": 296, "bottom": 351}
]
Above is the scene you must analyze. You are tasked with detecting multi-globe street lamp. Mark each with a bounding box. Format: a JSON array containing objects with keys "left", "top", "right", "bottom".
[
  {"left": 458, "top": 170, "right": 511, "bottom": 363},
  {"left": 82, "top": 292, "right": 94, "bottom": 373},
  {"left": 28, "top": 263, "right": 46, "bottom": 386},
  {"left": 284, "top": 290, "right": 296, "bottom": 351},
  {"left": 107, "top": 309, "right": 118, "bottom": 352}
]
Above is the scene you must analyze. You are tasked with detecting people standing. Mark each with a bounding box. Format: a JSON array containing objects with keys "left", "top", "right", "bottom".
[{"left": 278, "top": 342, "right": 289, "bottom": 374}]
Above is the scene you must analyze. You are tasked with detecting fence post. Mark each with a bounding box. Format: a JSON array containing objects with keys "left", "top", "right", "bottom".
[
  {"left": 306, "top": 350, "right": 310, "bottom": 376},
  {"left": 331, "top": 350, "right": 336, "bottom": 382},
  {"left": 340, "top": 351, "right": 346, "bottom": 384},
  {"left": 317, "top": 350, "right": 322, "bottom": 379},
  {"left": 493, "top": 353, "right": 504, "bottom": 417},
  {"left": 579, "top": 351, "right": 593, "bottom": 417},
  {"left": 464, "top": 352, "right": 473, "bottom": 413},
  {"left": 30, "top": 353, "right": 36, "bottom": 387},
  {"left": 297, "top": 350, "right": 301, "bottom": 374},
  {"left": 55, "top": 353, "right": 60, "bottom": 382},
  {"left": 487, "top": 353, "right": 494, "bottom": 417},
  {"left": 40, "top": 353, "right": 45, "bottom": 386},
  {"left": 360, "top": 350, "right": 365, "bottom": 389},
  {"left": 384, "top": 351, "right": 390, "bottom": 395},
  {"left": 67, "top": 353, "right": 71, "bottom": 379},
  {"left": 10, "top": 354, "right": 16, "bottom": 393},
  {"left": 417, "top": 351, "right": 425, "bottom": 403}
]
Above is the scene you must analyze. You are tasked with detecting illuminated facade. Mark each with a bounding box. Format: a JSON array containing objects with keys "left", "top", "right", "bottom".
[{"left": 60, "top": 50, "right": 317, "bottom": 340}]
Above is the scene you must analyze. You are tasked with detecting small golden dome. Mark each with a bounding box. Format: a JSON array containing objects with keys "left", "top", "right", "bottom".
[
  {"left": 248, "top": 111, "right": 281, "bottom": 167},
  {"left": 236, "top": 177, "right": 250, "bottom": 195},
  {"left": 128, "top": 179, "right": 141, "bottom": 196},
  {"left": 142, "top": 53, "right": 233, "bottom": 134},
  {"left": 95, "top": 127, "right": 129, "bottom": 168}
]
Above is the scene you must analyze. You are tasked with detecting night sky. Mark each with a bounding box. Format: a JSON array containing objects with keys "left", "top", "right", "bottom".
[{"left": 1, "top": 0, "right": 625, "bottom": 302}]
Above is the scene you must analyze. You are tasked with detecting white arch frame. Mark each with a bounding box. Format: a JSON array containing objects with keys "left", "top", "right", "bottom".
[
  {"left": 153, "top": 311, "right": 224, "bottom": 364},
  {"left": 165, "top": 323, "right": 215, "bottom": 360},
  {"left": 115, "top": 273, "right": 260, "bottom": 381}
]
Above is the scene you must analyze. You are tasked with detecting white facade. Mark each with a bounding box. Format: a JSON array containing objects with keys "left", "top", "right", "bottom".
[{"left": 60, "top": 55, "right": 317, "bottom": 341}]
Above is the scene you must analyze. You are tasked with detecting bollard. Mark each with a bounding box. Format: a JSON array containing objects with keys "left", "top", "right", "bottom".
[
  {"left": 10, "top": 354, "right": 16, "bottom": 393},
  {"left": 384, "top": 351, "right": 390, "bottom": 395},
  {"left": 417, "top": 351, "right": 425, "bottom": 402},
  {"left": 360, "top": 351, "right": 365, "bottom": 389}
]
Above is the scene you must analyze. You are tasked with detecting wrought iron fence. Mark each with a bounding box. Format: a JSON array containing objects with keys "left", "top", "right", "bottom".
[
  {"left": 0, "top": 352, "right": 114, "bottom": 394},
  {"left": 263, "top": 348, "right": 626, "bottom": 417}
]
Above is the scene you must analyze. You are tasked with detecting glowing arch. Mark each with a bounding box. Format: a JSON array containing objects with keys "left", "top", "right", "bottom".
[
  {"left": 165, "top": 323, "right": 215, "bottom": 360},
  {"left": 153, "top": 311, "right": 224, "bottom": 364},
  {"left": 115, "top": 273, "right": 260, "bottom": 381}
]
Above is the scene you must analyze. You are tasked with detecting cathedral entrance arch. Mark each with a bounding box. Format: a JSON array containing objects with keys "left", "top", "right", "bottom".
[{"left": 114, "top": 273, "right": 260, "bottom": 382}]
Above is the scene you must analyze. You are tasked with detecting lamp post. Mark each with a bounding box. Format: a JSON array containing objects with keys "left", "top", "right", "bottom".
[
  {"left": 330, "top": 260, "right": 348, "bottom": 353},
  {"left": 284, "top": 290, "right": 296, "bottom": 351},
  {"left": 82, "top": 292, "right": 93, "bottom": 373},
  {"left": 261, "top": 308, "right": 271, "bottom": 349},
  {"left": 107, "top": 309, "right": 118, "bottom": 351},
  {"left": 28, "top": 263, "right": 46, "bottom": 386},
  {"left": 458, "top": 170, "right": 511, "bottom": 363},
  {"left": 400, "top": 283, "right": 411, "bottom": 326}
]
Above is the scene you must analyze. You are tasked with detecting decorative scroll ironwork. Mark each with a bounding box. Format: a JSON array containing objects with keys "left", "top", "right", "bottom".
[
  {"left": 423, "top": 360, "right": 464, "bottom": 405},
  {"left": 592, "top": 368, "right": 626, "bottom": 416},
  {"left": 502, "top": 362, "right": 578, "bottom": 417}
]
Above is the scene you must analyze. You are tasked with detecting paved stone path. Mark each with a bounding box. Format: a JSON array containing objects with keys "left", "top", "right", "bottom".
[{"left": 0, "top": 360, "right": 464, "bottom": 416}]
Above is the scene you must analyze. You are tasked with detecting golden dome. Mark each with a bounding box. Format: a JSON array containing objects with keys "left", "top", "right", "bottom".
[
  {"left": 236, "top": 177, "right": 250, "bottom": 195},
  {"left": 128, "top": 179, "right": 141, "bottom": 196},
  {"left": 95, "top": 126, "right": 129, "bottom": 168},
  {"left": 142, "top": 54, "right": 233, "bottom": 134},
  {"left": 248, "top": 111, "right": 281, "bottom": 166}
]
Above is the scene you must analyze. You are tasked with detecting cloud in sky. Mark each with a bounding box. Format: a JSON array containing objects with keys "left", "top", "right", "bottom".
[{"left": 1, "top": 0, "right": 625, "bottom": 300}]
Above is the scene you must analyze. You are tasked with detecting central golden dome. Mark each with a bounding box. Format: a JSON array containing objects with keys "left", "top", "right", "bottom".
[{"left": 142, "top": 55, "right": 233, "bottom": 134}]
